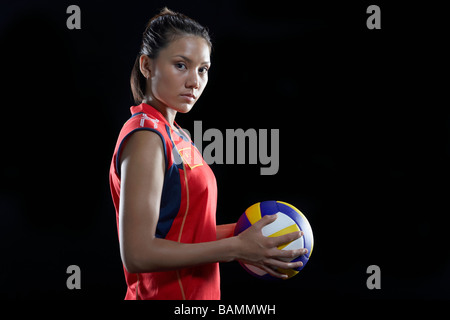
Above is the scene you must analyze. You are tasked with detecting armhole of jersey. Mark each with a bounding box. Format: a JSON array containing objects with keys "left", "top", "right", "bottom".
[{"left": 115, "top": 128, "right": 168, "bottom": 178}]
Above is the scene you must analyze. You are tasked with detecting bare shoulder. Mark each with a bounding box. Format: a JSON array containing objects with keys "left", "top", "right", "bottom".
[{"left": 120, "top": 130, "right": 165, "bottom": 173}]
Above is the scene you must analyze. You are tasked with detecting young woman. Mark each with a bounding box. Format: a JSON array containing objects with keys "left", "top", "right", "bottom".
[{"left": 109, "top": 8, "right": 307, "bottom": 300}]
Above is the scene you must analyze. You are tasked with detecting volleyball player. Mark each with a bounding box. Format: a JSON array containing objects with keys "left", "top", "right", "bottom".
[{"left": 109, "top": 8, "right": 306, "bottom": 300}]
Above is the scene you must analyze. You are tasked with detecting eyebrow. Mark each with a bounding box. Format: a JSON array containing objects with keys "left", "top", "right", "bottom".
[{"left": 172, "top": 55, "right": 210, "bottom": 65}]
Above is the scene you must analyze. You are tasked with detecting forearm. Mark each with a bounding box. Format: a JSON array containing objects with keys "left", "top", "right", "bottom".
[
  {"left": 125, "top": 236, "right": 238, "bottom": 273},
  {"left": 216, "top": 223, "right": 237, "bottom": 240}
]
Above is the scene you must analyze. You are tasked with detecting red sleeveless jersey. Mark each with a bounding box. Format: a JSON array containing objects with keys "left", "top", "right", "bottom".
[{"left": 109, "top": 103, "right": 220, "bottom": 300}]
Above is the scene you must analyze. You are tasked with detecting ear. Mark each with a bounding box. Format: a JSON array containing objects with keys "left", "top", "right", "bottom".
[{"left": 139, "top": 55, "right": 153, "bottom": 79}]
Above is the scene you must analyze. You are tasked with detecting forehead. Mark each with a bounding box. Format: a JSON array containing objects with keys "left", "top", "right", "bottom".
[{"left": 162, "top": 35, "right": 211, "bottom": 63}]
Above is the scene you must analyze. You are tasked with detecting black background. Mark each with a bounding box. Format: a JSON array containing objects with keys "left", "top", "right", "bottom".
[{"left": 0, "top": 0, "right": 448, "bottom": 301}]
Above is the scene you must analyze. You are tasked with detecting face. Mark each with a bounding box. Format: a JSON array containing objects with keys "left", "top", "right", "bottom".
[{"left": 142, "top": 36, "right": 211, "bottom": 114}]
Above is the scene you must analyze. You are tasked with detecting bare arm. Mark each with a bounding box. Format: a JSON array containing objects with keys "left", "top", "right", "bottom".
[
  {"left": 119, "top": 131, "right": 306, "bottom": 278},
  {"left": 216, "top": 223, "right": 236, "bottom": 240}
]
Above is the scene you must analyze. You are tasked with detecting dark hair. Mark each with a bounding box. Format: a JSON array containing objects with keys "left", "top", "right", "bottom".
[{"left": 130, "top": 7, "right": 212, "bottom": 104}]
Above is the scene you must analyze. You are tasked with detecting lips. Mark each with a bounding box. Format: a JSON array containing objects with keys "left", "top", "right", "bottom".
[{"left": 180, "top": 93, "right": 196, "bottom": 100}]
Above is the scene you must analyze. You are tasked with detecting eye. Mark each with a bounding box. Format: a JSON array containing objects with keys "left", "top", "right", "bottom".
[
  {"left": 199, "top": 66, "right": 209, "bottom": 75},
  {"left": 175, "top": 62, "right": 187, "bottom": 70}
]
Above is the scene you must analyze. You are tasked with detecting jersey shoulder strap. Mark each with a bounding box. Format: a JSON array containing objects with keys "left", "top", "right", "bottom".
[{"left": 112, "top": 104, "right": 173, "bottom": 178}]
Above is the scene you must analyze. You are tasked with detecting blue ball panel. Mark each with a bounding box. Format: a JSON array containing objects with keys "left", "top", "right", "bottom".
[
  {"left": 293, "top": 255, "right": 308, "bottom": 272},
  {"left": 275, "top": 202, "right": 303, "bottom": 228},
  {"left": 259, "top": 200, "right": 279, "bottom": 217},
  {"left": 234, "top": 212, "right": 252, "bottom": 236}
]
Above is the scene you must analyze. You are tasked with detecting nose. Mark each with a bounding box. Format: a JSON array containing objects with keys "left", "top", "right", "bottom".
[{"left": 185, "top": 70, "right": 199, "bottom": 89}]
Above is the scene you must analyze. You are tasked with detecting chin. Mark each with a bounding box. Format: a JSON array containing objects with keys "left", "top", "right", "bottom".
[{"left": 175, "top": 103, "right": 195, "bottom": 114}]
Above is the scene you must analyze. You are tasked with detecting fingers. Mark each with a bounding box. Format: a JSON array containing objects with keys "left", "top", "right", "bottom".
[
  {"left": 259, "top": 259, "right": 303, "bottom": 279},
  {"left": 259, "top": 265, "right": 289, "bottom": 279},
  {"left": 255, "top": 219, "right": 308, "bottom": 258},
  {"left": 271, "top": 230, "right": 303, "bottom": 248},
  {"left": 269, "top": 247, "right": 308, "bottom": 260},
  {"left": 265, "top": 258, "right": 303, "bottom": 270},
  {"left": 252, "top": 214, "right": 277, "bottom": 229}
]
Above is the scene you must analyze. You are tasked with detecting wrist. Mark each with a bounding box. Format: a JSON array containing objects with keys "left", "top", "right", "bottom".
[
  {"left": 226, "top": 235, "right": 241, "bottom": 262},
  {"left": 217, "top": 236, "right": 240, "bottom": 263}
]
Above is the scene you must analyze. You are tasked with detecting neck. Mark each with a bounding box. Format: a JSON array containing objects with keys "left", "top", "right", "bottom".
[{"left": 142, "top": 96, "right": 177, "bottom": 128}]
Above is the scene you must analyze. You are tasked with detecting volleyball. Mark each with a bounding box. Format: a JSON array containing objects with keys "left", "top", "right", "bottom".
[{"left": 233, "top": 200, "right": 314, "bottom": 280}]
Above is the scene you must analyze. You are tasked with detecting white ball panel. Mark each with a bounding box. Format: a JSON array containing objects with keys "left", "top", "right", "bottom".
[
  {"left": 261, "top": 212, "right": 296, "bottom": 237},
  {"left": 282, "top": 236, "right": 304, "bottom": 250}
]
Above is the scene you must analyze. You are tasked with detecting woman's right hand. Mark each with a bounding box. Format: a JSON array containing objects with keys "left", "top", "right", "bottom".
[{"left": 234, "top": 214, "right": 307, "bottom": 279}]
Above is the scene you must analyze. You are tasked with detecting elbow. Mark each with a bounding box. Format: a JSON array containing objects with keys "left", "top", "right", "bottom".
[
  {"left": 122, "top": 258, "right": 141, "bottom": 274},
  {"left": 121, "top": 251, "right": 145, "bottom": 273},
  {"left": 121, "top": 250, "right": 139, "bottom": 273},
  {"left": 121, "top": 247, "right": 160, "bottom": 274}
]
